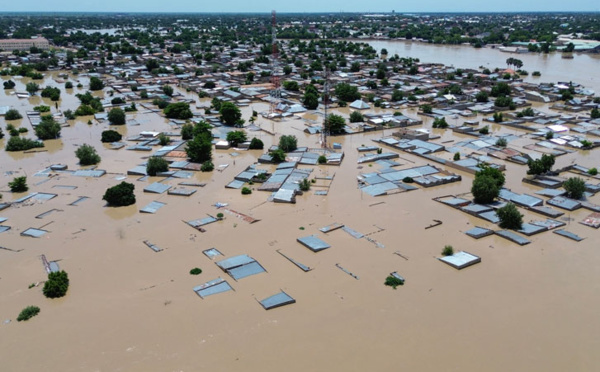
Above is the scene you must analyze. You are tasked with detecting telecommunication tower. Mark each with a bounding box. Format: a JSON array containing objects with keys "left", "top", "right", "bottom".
[
  {"left": 321, "top": 68, "right": 330, "bottom": 149},
  {"left": 269, "top": 10, "right": 281, "bottom": 116}
]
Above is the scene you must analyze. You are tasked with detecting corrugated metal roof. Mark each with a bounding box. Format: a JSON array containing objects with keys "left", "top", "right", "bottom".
[
  {"left": 297, "top": 235, "right": 331, "bottom": 252},
  {"left": 140, "top": 201, "right": 166, "bottom": 214},
  {"left": 193, "top": 278, "right": 233, "bottom": 298},
  {"left": 260, "top": 291, "right": 296, "bottom": 310},
  {"left": 143, "top": 182, "right": 172, "bottom": 194}
]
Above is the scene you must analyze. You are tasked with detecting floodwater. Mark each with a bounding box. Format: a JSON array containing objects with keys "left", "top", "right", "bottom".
[
  {"left": 1, "top": 53, "right": 600, "bottom": 372},
  {"left": 367, "top": 39, "right": 600, "bottom": 93}
]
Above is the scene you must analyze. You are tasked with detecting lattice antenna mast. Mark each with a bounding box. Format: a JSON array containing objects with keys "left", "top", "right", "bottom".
[
  {"left": 321, "top": 68, "right": 330, "bottom": 149},
  {"left": 269, "top": 10, "right": 281, "bottom": 116}
]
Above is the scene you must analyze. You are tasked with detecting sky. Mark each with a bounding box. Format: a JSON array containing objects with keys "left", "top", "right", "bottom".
[{"left": 2, "top": 0, "right": 599, "bottom": 13}]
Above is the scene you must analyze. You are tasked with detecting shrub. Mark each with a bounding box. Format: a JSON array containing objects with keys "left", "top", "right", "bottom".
[
  {"left": 65, "top": 81, "right": 73, "bottom": 89},
  {"left": 591, "top": 108, "right": 600, "bottom": 119},
  {"left": 278, "top": 135, "right": 298, "bottom": 152},
  {"left": 545, "top": 131, "right": 554, "bottom": 140},
  {"left": 479, "top": 126, "right": 489, "bottom": 135},
  {"left": 349, "top": 111, "right": 364, "bottom": 123},
  {"left": 146, "top": 157, "right": 169, "bottom": 176},
  {"left": 453, "top": 152, "right": 460, "bottom": 161},
  {"left": 402, "top": 177, "right": 414, "bottom": 183},
  {"left": 200, "top": 161, "right": 214, "bottom": 172},
  {"left": 189, "top": 268, "right": 202, "bottom": 275},
  {"left": 5, "top": 109, "right": 22, "bottom": 120},
  {"left": 318, "top": 155, "right": 327, "bottom": 164},
  {"left": 103, "top": 182, "right": 136, "bottom": 206},
  {"left": 216, "top": 213, "right": 224, "bottom": 219},
  {"left": 153, "top": 99, "right": 169, "bottom": 109},
  {"left": 588, "top": 168, "right": 598, "bottom": 176},
  {"left": 33, "top": 105, "right": 51, "bottom": 113},
  {"left": 299, "top": 178, "right": 310, "bottom": 191},
  {"left": 64, "top": 109, "right": 76, "bottom": 120},
  {"left": 384, "top": 275, "right": 404, "bottom": 289},
  {"left": 493, "top": 112, "right": 503, "bottom": 123},
  {"left": 5, "top": 137, "right": 44, "bottom": 151},
  {"left": 441, "top": 245, "right": 454, "bottom": 256},
  {"left": 532, "top": 71, "right": 541, "bottom": 77},
  {"left": 241, "top": 187, "right": 252, "bottom": 195},
  {"left": 421, "top": 104, "right": 433, "bottom": 114},
  {"left": 158, "top": 133, "right": 170, "bottom": 146},
  {"left": 581, "top": 140, "right": 593, "bottom": 148},
  {"left": 17, "top": 306, "right": 40, "bottom": 322},
  {"left": 43, "top": 270, "right": 69, "bottom": 298},
  {"left": 9, "top": 176, "right": 28, "bottom": 192},
  {"left": 101, "top": 130, "right": 122, "bottom": 143},
  {"left": 495, "top": 138, "right": 507, "bottom": 147},
  {"left": 162, "top": 85, "right": 174, "bottom": 97},
  {"left": 432, "top": 117, "right": 448, "bottom": 129},
  {"left": 563, "top": 177, "right": 586, "bottom": 200},
  {"left": 249, "top": 138, "right": 264, "bottom": 150},
  {"left": 35, "top": 116, "right": 61, "bottom": 140},
  {"left": 75, "top": 144, "right": 101, "bottom": 165}
]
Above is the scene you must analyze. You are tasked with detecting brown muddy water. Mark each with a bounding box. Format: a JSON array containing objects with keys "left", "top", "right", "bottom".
[{"left": 1, "top": 69, "right": 600, "bottom": 372}]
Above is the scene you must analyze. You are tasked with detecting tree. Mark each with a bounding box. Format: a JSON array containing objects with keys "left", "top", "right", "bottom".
[
  {"left": 490, "top": 82, "right": 511, "bottom": 97},
  {"left": 283, "top": 81, "right": 299, "bottom": 91},
  {"left": 335, "top": 83, "right": 361, "bottom": 102},
  {"left": 17, "top": 306, "right": 40, "bottom": 322},
  {"left": 497, "top": 203, "right": 523, "bottom": 230},
  {"left": 89, "top": 76, "right": 104, "bottom": 91},
  {"left": 201, "top": 161, "right": 214, "bottom": 172},
  {"left": 421, "top": 104, "right": 433, "bottom": 114},
  {"left": 226, "top": 130, "right": 248, "bottom": 147},
  {"left": 43, "top": 270, "right": 70, "bottom": 298},
  {"left": 249, "top": 138, "right": 264, "bottom": 150},
  {"left": 527, "top": 154, "right": 555, "bottom": 175},
  {"left": 181, "top": 123, "right": 194, "bottom": 140},
  {"left": 350, "top": 62, "right": 361, "bottom": 72},
  {"left": 26, "top": 82, "right": 39, "bottom": 95},
  {"left": 471, "top": 175, "right": 500, "bottom": 204},
  {"left": 278, "top": 135, "right": 298, "bottom": 152},
  {"left": 146, "top": 157, "right": 169, "bottom": 176},
  {"left": 162, "top": 85, "right": 174, "bottom": 97},
  {"left": 303, "top": 92, "right": 319, "bottom": 109},
  {"left": 164, "top": 102, "right": 193, "bottom": 119},
  {"left": 269, "top": 149, "right": 286, "bottom": 163},
  {"left": 103, "top": 182, "right": 136, "bottom": 206},
  {"left": 65, "top": 81, "right": 74, "bottom": 89},
  {"left": 145, "top": 59, "right": 160, "bottom": 71},
  {"left": 563, "top": 177, "right": 586, "bottom": 200},
  {"left": 591, "top": 108, "right": 600, "bottom": 119},
  {"left": 349, "top": 111, "right": 364, "bottom": 123},
  {"left": 75, "top": 144, "right": 101, "bottom": 165},
  {"left": 219, "top": 102, "right": 242, "bottom": 125},
  {"left": 35, "top": 116, "right": 61, "bottom": 140},
  {"left": 432, "top": 117, "right": 448, "bottom": 128},
  {"left": 101, "top": 130, "right": 122, "bottom": 143},
  {"left": 5, "top": 137, "right": 44, "bottom": 151},
  {"left": 476, "top": 165, "right": 505, "bottom": 188},
  {"left": 107, "top": 108, "right": 126, "bottom": 125},
  {"left": 9, "top": 176, "right": 28, "bottom": 192},
  {"left": 5, "top": 109, "right": 22, "bottom": 120},
  {"left": 326, "top": 114, "right": 346, "bottom": 135},
  {"left": 283, "top": 65, "right": 292, "bottom": 75},
  {"left": 476, "top": 91, "right": 489, "bottom": 102},
  {"left": 41, "top": 86, "right": 61, "bottom": 101},
  {"left": 3, "top": 80, "right": 16, "bottom": 89},
  {"left": 185, "top": 130, "right": 212, "bottom": 163},
  {"left": 391, "top": 89, "right": 404, "bottom": 102}
]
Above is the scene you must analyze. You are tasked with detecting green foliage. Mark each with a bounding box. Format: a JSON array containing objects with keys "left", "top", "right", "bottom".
[
  {"left": 563, "top": 177, "right": 586, "bottom": 200},
  {"left": 3, "top": 80, "right": 16, "bottom": 89},
  {"left": 146, "top": 157, "right": 169, "bottom": 176},
  {"left": 35, "top": 116, "right": 61, "bottom": 140},
  {"left": 581, "top": 140, "right": 593, "bottom": 148},
  {"left": 588, "top": 168, "right": 598, "bottom": 176},
  {"left": 335, "top": 82, "right": 361, "bottom": 102},
  {"left": 476, "top": 91, "right": 489, "bottom": 102},
  {"left": 107, "top": 107, "right": 126, "bottom": 125},
  {"left": 494, "top": 96, "right": 513, "bottom": 108},
  {"left": 527, "top": 154, "right": 555, "bottom": 175},
  {"left": 326, "top": 114, "right": 346, "bottom": 135},
  {"left": 241, "top": 187, "right": 252, "bottom": 195},
  {"left": 269, "top": 149, "right": 286, "bottom": 163},
  {"left": 162, "top": 85, "right": 174, "bottom": 97},
  {"left": 41, "top": 86, "right": 61, "bottom": 101},
  {"left": 391, "top": 89, "right": 404, "bottom": 102},
  {"left": 299, "top": 178, "right": 311, "bottom": 191},
  {"left": 63, "top": 109, "right": 76, "bottom": 120},
  {"left": 186, "top": 133, "right": 213, "bottom": 163},
  {"left": 181, "top": 123, "right": 194, "bottom": 140},
  {"left": 89, "top": 76, "right": 104, "bottom": 91},
  {"left": 402, "top": 177, "right": 414, "bottom": 183},
  {"left": 219, "top": 102, "right": 242, "bottom": 125},
  {"left": 590, "top": 108, "right": 600, "bottom": 119},
  {"left": 283, "top": 81, "right": 299, "bottom": 91},
  {"left": 9, "top": 176, "right": 28, "bottom": 192},
  {"left": 421, "top": 104, "right": 433, "bottom": 114},
  {"left": 453, "top": 152, "right": 461, "bottom": 161},
  {"left": 497, "top": 203, "right": 523, "bottom": 230},
  {"left": 278, "top": 135, "right": 298, "bottom": 152},
  {"left": 17, "top": 306, "right": 40, "bottom": 322},
  {"left": 101, "top": 130, "right": 122, "bottom": 143},
  {"left": 226, "top": 130, "right": 248, "bottom": 147},
  {"left": 545, "top": 131, "right": 554, "bottom": 140},
  {"left": 158, "top": 133, "right": 170, "bottom": 146},
  {"left": 318, "top": 155, "right": 327, "bottom": 164},
  {"left": 164, "top": 102, "right": 193, "bottom": 119},
  {"left": 479, "top": 126, "right": 489, "bottom": 135},
  {"left": 495, "top": 138, "right": 508, "bottom": 147},
  {"left": 153, "top": 99, "right": 169, "bottom": 109},
  {"left": 490, "top": 82, "right": 511, "bottom": 97},
  {"left": 43, "top": 270, "right": 69, "bottom": 298},
  {"left": 384, "top": 275, "right": 404, "bottom": 289},
  {"left": 103, "top": 182, "right": 136, "bottom": 206},
  {"left": 532, "top": 71, "right": 541, "bottom": 77},
  {"left": 75, "top": 144, "right": 101, "bottom": 165},
  {"left": 349, "top": 111, "right": 364, "bottom": 123},
  {"left": 493, "top": 112, "right": 503, "bottom": 123},
  {"left": 26, "top": 82, "right": 40, "bottom": 95},
  {"left": 190, "top": 268, "right": 202, "bottom": 275},
  {"left": 5, "top": 137, "right": 44, "bottom": 151},
  {"left": 432, "top": 117, "right": 448, "bottom": 129},
  {"left": 249, "top": 138, "right": 264, "bottom": 150},
  {"left": 201, "top": 161, "right": 214, "bottom": 172},
  {"left": 5, "top": 109, "right": 22, "bottom": 120},
  {"left": 442, "top": 245, "right": 454, "bottom": 256},
  {"left": 74, "top": 104, "right": 96, "bottom": 116},
  {"left": 65, "top": 81, "right": 73, "bottom": 89},
  {"left": 33, "top": 105, "right": 51, "bottom": 113},
  {"left": 472, "top": 175, "right": 500, "bottom": 204}
]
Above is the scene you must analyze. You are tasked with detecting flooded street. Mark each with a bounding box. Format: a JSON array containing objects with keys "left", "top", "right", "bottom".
[{"left": 1, "top": 48, "right": 600, "bottom": 372}]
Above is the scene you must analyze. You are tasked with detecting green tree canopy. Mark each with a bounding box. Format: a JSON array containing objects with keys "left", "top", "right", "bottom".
[
  {"left": 108, "top": 107, "right": 126, "bottom": 125},
  {"left": 164, "top": 102, "right": 193, "bottom": 120},
  {"left": 219, "top": 101, "right": 242, "bottom": 125}
]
